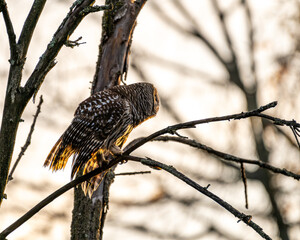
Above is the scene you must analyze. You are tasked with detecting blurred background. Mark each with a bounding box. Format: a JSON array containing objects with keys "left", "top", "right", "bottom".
[{"left": 1, "top": 0, "right": 300, "bottom": 239}]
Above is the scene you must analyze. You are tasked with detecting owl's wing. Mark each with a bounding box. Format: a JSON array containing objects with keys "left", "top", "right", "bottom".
[
  {"left": 44, "top": 115, "right": 97, "bottom": 172},
  {"left": 70, "top": 95, "right": 133, "bottom": 178},
  {"left": 68, "top": 90, "right": 127, "bottom": 149},
  {"left": 45, "top": 91, "right": 130, "bottom": 175}
]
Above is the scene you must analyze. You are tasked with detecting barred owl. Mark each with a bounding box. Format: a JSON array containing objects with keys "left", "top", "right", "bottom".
[{"left": 44, "top": 83, "right": 159, "bottom": 196}]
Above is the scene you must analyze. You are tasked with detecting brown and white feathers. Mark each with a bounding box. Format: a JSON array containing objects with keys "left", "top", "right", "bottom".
[{"left": 44, "top": 83, "right": 159, "bottom": 196}]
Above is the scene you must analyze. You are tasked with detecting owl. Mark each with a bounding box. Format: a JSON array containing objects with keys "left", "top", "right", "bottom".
[{"left": 44, "top": 83, "right": 159, "bottom": 196}]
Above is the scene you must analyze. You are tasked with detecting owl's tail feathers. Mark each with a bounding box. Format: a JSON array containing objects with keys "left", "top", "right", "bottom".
[
  {"left": 44, "top": 136, "right": 75, "bottom": 171},
  {"left": 81, "top": 151, "right": 108, "bottom": 197}
]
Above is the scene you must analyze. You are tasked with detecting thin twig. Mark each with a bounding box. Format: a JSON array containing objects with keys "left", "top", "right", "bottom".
[
  {"left": 64, "top": 36, "right": 86, "bottom": 48},
  {"left": 257, "top": 113, "right": 300, "bottom": 127},
  {"left": 80, "top": 4, "right": 112, "bottom": 15},
  {"left": 290, "top": 126, "right": 300, "bottom": 148},
  {"left": 8, "top": 95, "right": 43, "bottom": 182},
  {"left": 154, "top": 136, "right": 300, "bottom": 180},
  {"left": 274, "top": 125, "right": 299, "bottom": 149},
  {"left": 240, "top": 163, "right": 249, "bottom": 209},
  {"left": 115, "top": 171, "right": 151, "bottom": 176}
]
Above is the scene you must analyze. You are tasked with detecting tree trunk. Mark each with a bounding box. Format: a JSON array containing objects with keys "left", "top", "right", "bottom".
[{"left": 70, "top": 1, "right": 147, "bottom": 239}]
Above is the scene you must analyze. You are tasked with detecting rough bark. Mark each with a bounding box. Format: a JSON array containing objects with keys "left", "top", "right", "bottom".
[{"left": 70, "top": 1, "right": 147, "bottom": 239}]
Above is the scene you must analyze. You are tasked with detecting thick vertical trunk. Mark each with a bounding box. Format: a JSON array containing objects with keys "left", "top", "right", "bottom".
[{"left": 70, "top": 1, "right": 147, "bottom": 239}]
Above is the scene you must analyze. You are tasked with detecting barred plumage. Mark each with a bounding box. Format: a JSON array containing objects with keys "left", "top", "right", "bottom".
[{"left": 44, "top": 83, "right": 159, "bottom": 196}]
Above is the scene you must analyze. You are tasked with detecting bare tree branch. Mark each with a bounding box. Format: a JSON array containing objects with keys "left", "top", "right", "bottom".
[
  {"left": 115, "top": 171, "right": 151, "bottom": 176},
  {"left": 125, "top": 155, "right": 272, "bottom": 240},
  {"left": 124, "top": 101, "right": 278, "bottom": 155}
]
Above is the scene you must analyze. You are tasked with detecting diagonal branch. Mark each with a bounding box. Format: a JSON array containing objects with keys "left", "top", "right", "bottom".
[
  {"left": 124, "top": 155, "right": 272, "bottom": 240},
  {"left": 124, "top": 101, "right": 278, "bottom": 154},
  {"left": 115, "top": 171, "right": 151, "bottom": 176}
]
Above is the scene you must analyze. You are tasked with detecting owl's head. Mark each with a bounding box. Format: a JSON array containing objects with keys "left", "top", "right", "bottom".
[
  {"left": 112, "top": 82, "right": 159, "bottom": 125},
  {"left": 129, "top": 82, "right": 159, "bottom": 118}
]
